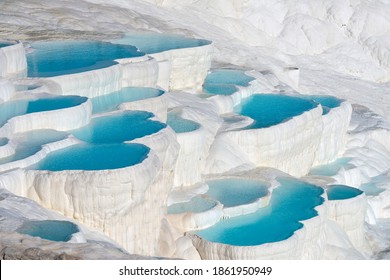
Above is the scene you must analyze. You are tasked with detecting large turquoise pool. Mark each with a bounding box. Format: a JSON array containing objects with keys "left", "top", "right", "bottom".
[
  {"left": 195, "top": 177, "right": 324, "bottom": 246},
  {"left": 72, "top": 111, "right": 166, "bottom": 144},
  {"left": 111, "top": 33, "right": 211, "bottom": 54},
  {"left": 17, "top": 220, "right": 79, "bottom": 242},
  {"left": 235, "top": 94, "right": 318, "bottom": 129},
  {"left": 0, "top": 95, "right": 87, "bottom": 127},
  {"left": 27, "top": 40, "right": 143, "bottom": 77},
  {"left": 91, "top": 87, "right": 164, "bottom": 114},
  {"left": 205, "top": 178, "right": 268, "bottom": 207},
  {"left": 35, "top": 143, "right": 149, "bottom": 171}
]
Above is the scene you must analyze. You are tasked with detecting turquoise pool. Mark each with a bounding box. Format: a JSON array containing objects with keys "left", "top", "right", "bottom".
[
  {"left": 0, "top": 137, "right": 7, "bottom": 146},
  {"left": 327, "top": 185, "right": 363, "bottom": 200},
  {"left": 168, "top": 196, "right": 217, "bottom": 215},
  {"left": 111, "top": 33, "right": 210, "bottom": 54},
  {"left": 72, "top": 111, "right": 166, "bottom": 144},
  {"left": 17, "top": 220, "right": 79, "bottom": 242},
  {"left": 27, "top": 40, "right": 143, "bottom": 77},
  {"left": 35, "top": 143, "right": 149, "bottom": 171},
  {"left": 235, "top": 94, "right": 318, "bottom": 129},
  {"left": 300, "top": 95, "right": 342, "bottom": 115},
  {"left": 0, "top": 42, "right": 13, "bottom": 48},
  {"left": 195, "top": 177, "right": 324, "bottom": 246},
  {"left": 205, "top": 178, "right": 268, "bottom": 207},
  {"left": 166, "top": 111, "right": 200, "bottom": 133},
  {"left": 91, "top": 87, "right": 164, "bottom": 114},
  {"left": 309, "top": 157, "right": 352, "bottom": 176},
  {"left": 0, "top": 95, "right": 87, "bottom": 127}
]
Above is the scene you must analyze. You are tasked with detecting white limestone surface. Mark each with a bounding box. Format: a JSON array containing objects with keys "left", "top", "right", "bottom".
[
  {"left": 150, "top": 43, "right": 213, "bottom": 92},
  {"left": 0, "top": 97, "right": 92, "bottom": 138},
  {"left": 0, "top": 41, "right": 27, "bottom": 78},
  {"left": 119, "top": 90, "right": 168, "bottom": 122},
  {"left": 206, "top": 105, "right": 324, "bottom": 177},
  {"left": 326, "top": 193, "right": 369, "bottom": 254},
  {"left": 0, "top": 78, "right": 15, "bottom": 103}
]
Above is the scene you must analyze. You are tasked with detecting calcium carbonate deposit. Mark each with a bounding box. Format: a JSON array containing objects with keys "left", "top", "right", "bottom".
[{"left": 1, "top": 0, "right": 390, "bottom": 260}]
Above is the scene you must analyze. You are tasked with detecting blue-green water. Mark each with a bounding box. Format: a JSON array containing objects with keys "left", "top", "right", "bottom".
[
  {"left": 72, "top": 111, "right": 166, "bottom": 144},
  {"left": 111, "top": 33, "right": 211, "bottom": 54},
  {"left": 195, "top": 177, "right": 324, "bottom": 246},
  {"left": 326, "top": 185, "right": 363, "bottom": 200},
  {"left": 309, "top": 158, "right": 352, "bottom": 176},
  {"left": 235, "top": 94, "right": 318, "bottom": 129},
  {"left": 359, "top": 182, "right": 384, "bottom": 196},
  {"left": 204, "top": 70, "right": 254, "bottom": 86},
  {"left": 91, "top": 87, "right": 164, "bottom": 114},
  {"left": 300, "top": 95, "right": 342, "bottom": 115},
  {"left": 0, "top": 96, "right": 87, "bottom": 127},
  {"left": 167, "top": 111, "right": 200, "bottom": 133},
  {"left": 0, "top": 130, "right": 68, "bottom": 165},
  {"left": 202, "top": 84, "right": 238, "bottom": 95},
  {"left": 17, "top": 220, "right": 79, "bottom": 242},
  {"left": 202, "top": 69, "right": 254, "bottom": 96},
  {"left": 15, "top": 84, "right": 40, "bottom": 91},
  {"left": 0, "top": 42, "right": 13, "bottom": 48},
  {"left": 36, "top": 143, "right": 149, "bottom": 171},
  {"left": 206, "top": 178, "right": 268, "bottom": 207},
  {"left": 168, "top": 197, "right": 217, "bottom": 215},
  {"left": 27, "top": 40, "right": 143, "bottom": 77},
  {"left": 0, "top": 137, "right": 7, "bottom": 146}
]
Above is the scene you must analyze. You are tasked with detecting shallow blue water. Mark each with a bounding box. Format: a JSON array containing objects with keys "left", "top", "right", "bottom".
[
  {"left": 195, "top": 177, "right": 324, "bottom": 246},
  {"left": 300, "top": 95, "right": 342, "bottom": 115},
  {"left": 17, "top": 220, "right": 79, "bottom": 242},
  {"left": 91, "top": 87, "right": 164, "bottom": 114},
  {"left": 0, "top": 137, "right": 7, "bottom": 146},
  {"left": 0, "top": 96, "right": 87, "bottom": 127},
  {"left": 72, "top": 111, "right": 166, "bottom": 144},
  {"left": 0, "top": 130, "right": 68, "bottom": 165},
  {"left": 359, "top": 182, "right": 384, "bottom": 196},
  {"left": 235, "top": 94, "right": 318, "bottom": 129},
  {"left": 15, "top": 84, "right": 40, "bottom": 91},
  {"left": 27, "top": 40, "right": 143, "bottom": 77},
  {"left": 202, "top": 84, "right": 238, "bottom": 95},
  {"left": 0, "top": 42, "right": 13, "bottom": 48},
  {"left": 206, "top": 178, "right": 268, "bottom": 207},
  {"left": 309, "top": 157, "right": 352, "bottom": 176},
  {"left": 168, "top": 197, "right": 217, "bottom": 215},
  {"left": 327, "top": 185, "right": 363, "bottom": 200},
  {"left": 111, "top": 33, "right": 210, "bottom": 54},
  {"left": 204, "top": 70, "right": 254, "bottom": 86},
  {"left": 36, "top": 143, "right": 149, "bottom": 171},
  {"left": 167, "top": 111, "right": 200, "bottom": 133}
]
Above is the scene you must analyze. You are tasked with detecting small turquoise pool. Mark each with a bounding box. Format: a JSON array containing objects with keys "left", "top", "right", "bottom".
[
  {"left": 0, "top": 137, "right": 7, "bottom": 146},
  {"left": 91, "top": 87, "right": 164, "bottom": 114},
  {"left": 27, "top": 40, "right": 143, "bottom": 77},
  {"left": 167, "top": 111, "right": 200, "bottom": 133},
  {"left": 0, "top": 95, "right": 87, "bottom": 127},
  {"left": 202, "top": 84, "right": 238, "bottom": 95},
  {"left": 359, "top": 182, "right": 384, "bottom": 196},
  {"left": 0, "top": 130, "right": 68, "bottom": 165},
  {"left": 309, "top": 157, "right": 352, "bottom": 176},
  {"left": 206, "top": 178, "right": 268, "bottom": 208},
  {"left": 327, "top": 185, "right": 363, "bottom": 200},
  {"left": 17, "top": 220, "right": 79, "bottom": 242},
  {"left": 72, "top": 111, "right": 166, "bottom": 144},
  {"left": 111, "top": 33, "right": 211, "bottom": 54},
  {"left": 204, "top": 69, "right": 254, "bottom": 87},
  {"left": 195, "top": 177, "right": 324, "bottom": 246},
  {"left": 300, "top": 95, "right": 342, "bottom": 115},
  {"left": 0, "top": 42, "right": 13, "bottom": 48},
  {"left": 235, "top": 94, "right": 318, "bottom": 129},
  {"left": 35, "top": 143, "right": 149, "bottom": 171},
  {"left": 15, "top": 84, "right": 40, "bottom": 91},
  {"left": 168, "top": 197, "right": 217, "bottom": 215}
]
